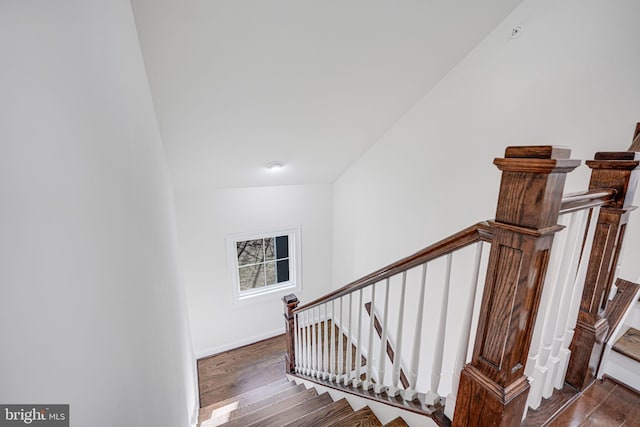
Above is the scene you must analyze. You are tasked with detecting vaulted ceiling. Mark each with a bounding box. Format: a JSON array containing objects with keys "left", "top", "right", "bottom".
[{"left": 131, "top": 0, "right": 523, "bottom": 190}]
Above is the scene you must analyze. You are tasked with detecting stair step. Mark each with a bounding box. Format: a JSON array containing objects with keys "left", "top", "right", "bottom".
[
  {"left": 613, "top": 327, "right": 640, "bottom": 363},
  {"left": 210, "top": 383, "right": 307, "bottom": 425},
  {"left": 326, "top": 406, "right": 383, "bottom": 427},
  {"left": 200, "top": 379, "right": 295, "bottom": 424},
  {"left": 384, "top": 416, "right": 410, "bottom": 427},
  {"left": 282, "top": 397, "right": 354, "bottom": 427},
  {"left": 246, "top": 392, "right": 334, "bottom": 427},
  {"left": 219, "top": 386, "right": 318, "bottom": 427}
]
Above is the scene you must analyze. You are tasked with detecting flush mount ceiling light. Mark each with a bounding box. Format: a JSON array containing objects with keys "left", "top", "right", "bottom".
[{"left": 266, "top": 161, "right": 284, "bottom": 171}]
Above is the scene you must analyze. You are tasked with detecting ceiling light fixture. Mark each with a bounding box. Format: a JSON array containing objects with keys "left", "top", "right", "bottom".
[{"left": 266, "top": 161, "right": 284, "bottom": 171}]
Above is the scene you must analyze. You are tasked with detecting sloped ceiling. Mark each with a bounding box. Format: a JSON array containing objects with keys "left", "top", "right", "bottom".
[{"left": 131, "top": 0, "right": 523, "bottom": 190}]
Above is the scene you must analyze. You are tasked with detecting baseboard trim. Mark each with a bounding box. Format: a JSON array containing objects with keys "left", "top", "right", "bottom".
[
  {"left": 189, "top": 402, "right": 199, "bottom": 426},
  {"left": 194, "top": 328, "right": 284, "bottom": 360}
]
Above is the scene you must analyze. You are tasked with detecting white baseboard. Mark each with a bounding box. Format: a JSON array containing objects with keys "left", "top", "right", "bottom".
[
  {"left": 194, "top": 328, "right": 285, "bottom": 360},
  {"left": 190, "top": 403, "right": 199, "bottom": 426}
]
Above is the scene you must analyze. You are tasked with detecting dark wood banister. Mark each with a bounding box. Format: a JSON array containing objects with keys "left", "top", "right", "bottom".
[
  {"left": 293, "top": 188, "right": 616, "bottom": 315},
  {"left": 293, "top": 221, "right": 493, "bottom": 313}
]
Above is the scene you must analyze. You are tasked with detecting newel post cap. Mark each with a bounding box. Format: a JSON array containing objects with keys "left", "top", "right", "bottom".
[
  {"left": 587, "top": 151, "right": 640, "bottom": 209},
  {"left": 494, "top": 145, "right": 581, "bottom": 174},
  {"left": 492, "top": 146, "right": 580, "bottom": 229}
]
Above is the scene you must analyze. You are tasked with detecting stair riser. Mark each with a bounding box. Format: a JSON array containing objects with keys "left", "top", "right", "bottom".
[{"left": 605, "top": 351, "right": 640, "bottom": 392}]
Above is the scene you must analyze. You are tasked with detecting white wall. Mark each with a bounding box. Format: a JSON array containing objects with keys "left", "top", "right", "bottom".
[
  {"left": 0, "top": 1, "right": 197, "bottom": 426},
  {"left": 175, "top": 184, "right": 333, "bottom": 357},
  {"left": 333, "top": 0, "right": 640, "bottom": 290}
]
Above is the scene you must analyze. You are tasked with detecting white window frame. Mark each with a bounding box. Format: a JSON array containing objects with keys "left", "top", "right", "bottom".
[{"left": 226, "top": 227, "right": 301, "bottom": 304}]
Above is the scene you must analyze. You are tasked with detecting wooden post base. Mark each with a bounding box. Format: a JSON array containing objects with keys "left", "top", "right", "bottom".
[
  {"left": 565, "top": 317, "right": 608, "bottom": 390},
  {"left": 453, "top": 366, "right": 530, "bottom": 427}
]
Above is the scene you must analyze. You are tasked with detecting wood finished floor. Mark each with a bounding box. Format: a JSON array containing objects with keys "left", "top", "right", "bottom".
[
  {"left": 197, "top": 335, "right": 640, "bottom": 426},
  {"left": 197, "top": 334, "right": 287, "bottom": 408},
  {"left": 546, "top": 377, "right": 640, "bottom": 426}
]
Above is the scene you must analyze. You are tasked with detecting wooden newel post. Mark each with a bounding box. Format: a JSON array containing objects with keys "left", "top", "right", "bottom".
[
  {"left": 565, "top": 135, "right": 640, "bottom": 390},
  {"left": 283, "top": 294, "right": 299, "bottom": 374},
  {"left": 453, "top": 146, "right": 579, "bottom": 427}
]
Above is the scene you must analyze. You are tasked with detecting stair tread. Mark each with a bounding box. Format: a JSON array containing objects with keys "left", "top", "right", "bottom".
[
  {"left": 613, "top": 327, "right": 640, "bottom": 363},
  {"left": 219, "top": 386, "right": 318, "bottom": 427},
  {"left": 326, "top": 406, "right": 383, "bottom": 427},
  {"left": 200, "top": 383, "right": 305, "bottom": 427},
  {"left": 282, "top": 397, "right": 354, "bottom": 427},
  {"left": 199, "top": 378, "right": 291, "bottom": 420},
  {"left": 384, "top": 416, "right": 410, "bottom": 427},
  {"left": 219, "top": 384, "right": 306, "bottom": 424},
  {"left": 247, "top": 392, "right": 334, "bottom": 427}
]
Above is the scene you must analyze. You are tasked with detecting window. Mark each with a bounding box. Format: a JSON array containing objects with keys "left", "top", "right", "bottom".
[{"left": 227, "top": 228, "right": 300, "bottom": 302}]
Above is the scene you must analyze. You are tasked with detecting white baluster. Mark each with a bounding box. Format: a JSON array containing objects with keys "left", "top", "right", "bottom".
[
  {"left": 330, "top": 299, "right": 336, "bottom": 381},
  {"left": 374, "top": 279, "right": 390, "bottom": 394},
  {"left": 445, "top": 242, "right": 484, "bottom": 420},
  {"left": 305, "top": 310, "right": 311, "bottom": 375},
  {"left": 526, "top": 213, "right": 571, "bottom": 408},
  {"left": 337, "top": 296, "right": 344, "bottom": 382},
  {"left": 317, "top": 306, "right": 323, "bottom": 378},
  {"left": 344, "top": 292, "right": 353, "bottom": 385},
  {"left": 353, "top": 289, "right": 364, "bottom": 388},
  {"left": 323, "top": 303, "right": 329, "bottom": 379},
  {"left": 527, "top": 213, "right": 570, "bottom": 375},
  {"left": 308, "top": 309, "right": 314, "bottom": 376},
  {"left": 294, "top": 312, "right": 300, "bottom": 373},
  {"left": 299, "top": 311, "right": 304, "bottom": 374},
  {"left": 388, "top": 272, "right": 407, "bottom": 397},
  {"left": 544, "top": 210, "right": 585, "bottom": 397},
  {"left": 403, "top": 263, "right": 428, "bottom": 401},
  {"left": 311, "top": 307, "right": 318, "bottom": 377},
  {"left": 363, "top": 283, "right": 377, "bottom": 390},
  {"left": 422, "top": 254, "right": 452, "bottom": 404}
]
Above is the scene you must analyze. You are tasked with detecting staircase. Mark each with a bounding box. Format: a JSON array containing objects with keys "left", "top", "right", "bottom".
[
  {"left": 279, "top": 133, "right": 640, "bottom": 426},
  {"left": 199, "top": 378, "right": 408, "bottom": 427}
]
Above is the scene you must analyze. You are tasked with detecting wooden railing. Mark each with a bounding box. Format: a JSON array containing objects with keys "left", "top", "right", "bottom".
[
  {"left": 286, "top": 224, "right": 489, "bottom": 403},
  {"left": 282, "top": 127, "right": 640, "bottom": 426}
]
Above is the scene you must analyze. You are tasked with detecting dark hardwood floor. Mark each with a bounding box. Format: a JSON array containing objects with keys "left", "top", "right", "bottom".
[
  {"left": 546, "top": 378, "right": 640, "bottom": 427},
  {"left": 197, "top": 335, "right": 640, "bottom": 426},
  {"left": 197, "top": 335, "right": 287, "bottom": 408}
]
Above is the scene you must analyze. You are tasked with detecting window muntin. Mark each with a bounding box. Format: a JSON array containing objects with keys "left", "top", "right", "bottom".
[
  {"left": 236, "top": 236, "right": 290, "bottom": 291},
  {"left": 227, "top": 228, "right": 300, "bottom": 302}
]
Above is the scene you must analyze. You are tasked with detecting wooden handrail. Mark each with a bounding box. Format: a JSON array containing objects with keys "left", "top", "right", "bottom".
[
  {"left": 293, "top": 188, "right": 614, "bottom": 315},
  {"left": 294, "top": 188, "right": 613, "bottom": 315},
  {"left": 293, "top": 221, "right": 493, "bottom": 313},
  {"left": 559, "top": 189, "right": 617, "bottom": 214},
  {"left": 294, "top": 186, "right": 611, "bottom": 316}
]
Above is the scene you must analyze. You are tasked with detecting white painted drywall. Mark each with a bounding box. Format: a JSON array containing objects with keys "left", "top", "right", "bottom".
[
  {"left": 333, "top": 0, "right": 640, "bottom": 292},
  {"left": 174, "top": 184, "right": 333, "bottom": 357},
  {"left": 0, "top": 1, "right": 197, "bottom": 426}
]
